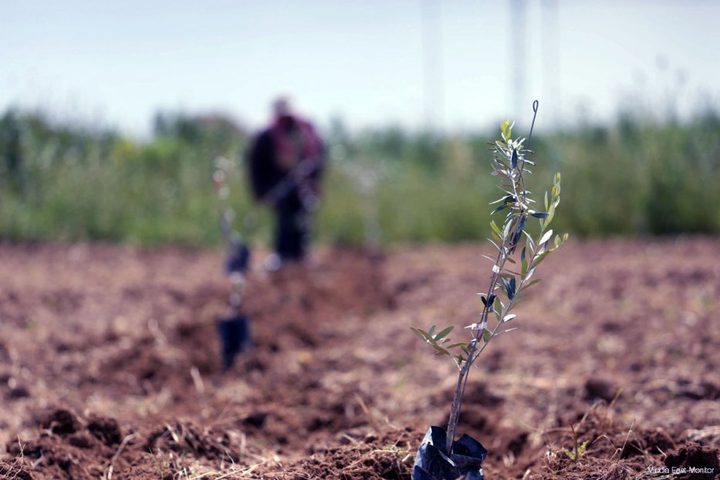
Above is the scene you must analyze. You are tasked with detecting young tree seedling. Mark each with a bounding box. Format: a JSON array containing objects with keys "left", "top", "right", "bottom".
[
  {"left": 213, "top": 156, "right": 252, "bottom": 370},
  {"left": 412, "top": 101, "right": 567, "bottom": 454}
]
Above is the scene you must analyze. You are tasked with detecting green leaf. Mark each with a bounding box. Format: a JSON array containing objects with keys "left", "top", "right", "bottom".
[
  {"left": 564, "top": 441, "right": 588, "bottom": 462},
  {"left": 503, "top": 217, "right": 514, "bottom": 238},
  {"left": 482, "top": 328, "right": 493, "bottom": 343},
  {"left": 523, "top": 231, "right": 535, "bottom": 252},
  {"left": 434, "top": 325, "right": 454, "bottom": 341},
  {"left": 577, "top": 441, "right": 588, "bottom": 456},
  {"left": 544, "top": 208, "right": 555, "bottom": 227},
  {"left": 539, "top": 229, "right": 553, "bottom": 246},
  {"left": 532, "top": 251, "right": 550, "bottom": 268},
  {"left": 501, "top": 120, "right": 512, "bottom": 140},
  {"left": 411, "top": 327, "right": 431, "bottom": 341},
  {"left": 493, "top": 296, "right": 503, "bottom": 319},
  {"left": 490, "top": 220, "right": 502, "bottom": 240},
  {"left": 524, "top": 267, "right": 536, "bottom": 283},
  {"left": 489, "top": 195, "right": 509, "bottom": 205},
  {"left": 493, "top": 204, "right": 508, "bottom": 214},
  {"left": 493, "top": 304, "right": 502, "bottom": 322}
]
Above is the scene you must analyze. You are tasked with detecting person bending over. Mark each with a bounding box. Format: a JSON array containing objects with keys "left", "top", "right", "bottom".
[{"left": 246, "top": 98, "right": 326, "bottom": 271}]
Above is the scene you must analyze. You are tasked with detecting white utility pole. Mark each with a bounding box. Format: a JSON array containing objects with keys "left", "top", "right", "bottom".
[
  {"left": 511, "top": 0, "right": 527, "bottom": 123},
  {"left": 422, "top": 0, "right": 444, "bottom": 131}
]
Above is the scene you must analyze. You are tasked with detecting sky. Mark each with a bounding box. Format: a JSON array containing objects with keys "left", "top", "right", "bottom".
[{"left": 2, "top": 0, "right": 719, "bottom": 136}]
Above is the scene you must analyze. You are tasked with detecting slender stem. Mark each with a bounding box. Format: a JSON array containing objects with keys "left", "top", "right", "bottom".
[
  {"left": 445, "top": 364, "right": 469, "bottom": 452},
  {"left": 445, "top": 240, "right": 507, "bottom": 452}
]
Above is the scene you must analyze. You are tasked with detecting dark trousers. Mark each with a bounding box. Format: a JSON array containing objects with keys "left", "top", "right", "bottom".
[{"left": 275, "top": 203, "right": 309, "bottom": 261}]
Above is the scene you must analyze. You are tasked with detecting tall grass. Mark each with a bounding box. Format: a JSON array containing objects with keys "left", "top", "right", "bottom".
[{"left": 1, "top": 109, "right": 719, "bottom": 246}]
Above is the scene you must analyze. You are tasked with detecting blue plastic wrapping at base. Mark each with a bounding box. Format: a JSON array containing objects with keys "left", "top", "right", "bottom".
[
  {"left": 225, "top": 241, "right": 251, "bottom": 274},
  {"left": 217, "top": 314, "right": 251, "bottom": 371},
  {"left": 412, "top": 426, "right": 487, "bottom": 480}
]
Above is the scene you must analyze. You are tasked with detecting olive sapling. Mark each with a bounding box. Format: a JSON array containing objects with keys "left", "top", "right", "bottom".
[{"left": 412, "top": 102, "right": 567, "bottom": 456}]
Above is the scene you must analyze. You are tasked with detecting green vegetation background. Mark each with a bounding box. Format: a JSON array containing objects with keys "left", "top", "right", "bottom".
[{"left": 1, "top": 109, "right": 719, "bottom": 246}]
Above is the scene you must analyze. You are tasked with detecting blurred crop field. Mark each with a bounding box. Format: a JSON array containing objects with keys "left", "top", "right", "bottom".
[{"left": 1, "top": 108, "right": 720, "bottom": 246}]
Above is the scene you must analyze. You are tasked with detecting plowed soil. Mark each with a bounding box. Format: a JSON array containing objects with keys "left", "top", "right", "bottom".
[{"left": 1, "top": 239, "right": 719, "bottom": 479}]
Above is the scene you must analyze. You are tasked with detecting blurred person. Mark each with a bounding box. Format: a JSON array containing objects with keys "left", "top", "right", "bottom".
[{"left": 246, "top": 97, "right": 326, "bottom": 271}]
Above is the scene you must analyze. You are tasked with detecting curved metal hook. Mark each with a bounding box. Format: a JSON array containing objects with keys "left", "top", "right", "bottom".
[{"left": 528, "top": 100, "right": 540, "bottom": 144}]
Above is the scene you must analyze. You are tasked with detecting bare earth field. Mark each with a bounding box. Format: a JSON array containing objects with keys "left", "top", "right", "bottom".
[{"left": 1, "top": 239, "right": 719, "bottom": 479}]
